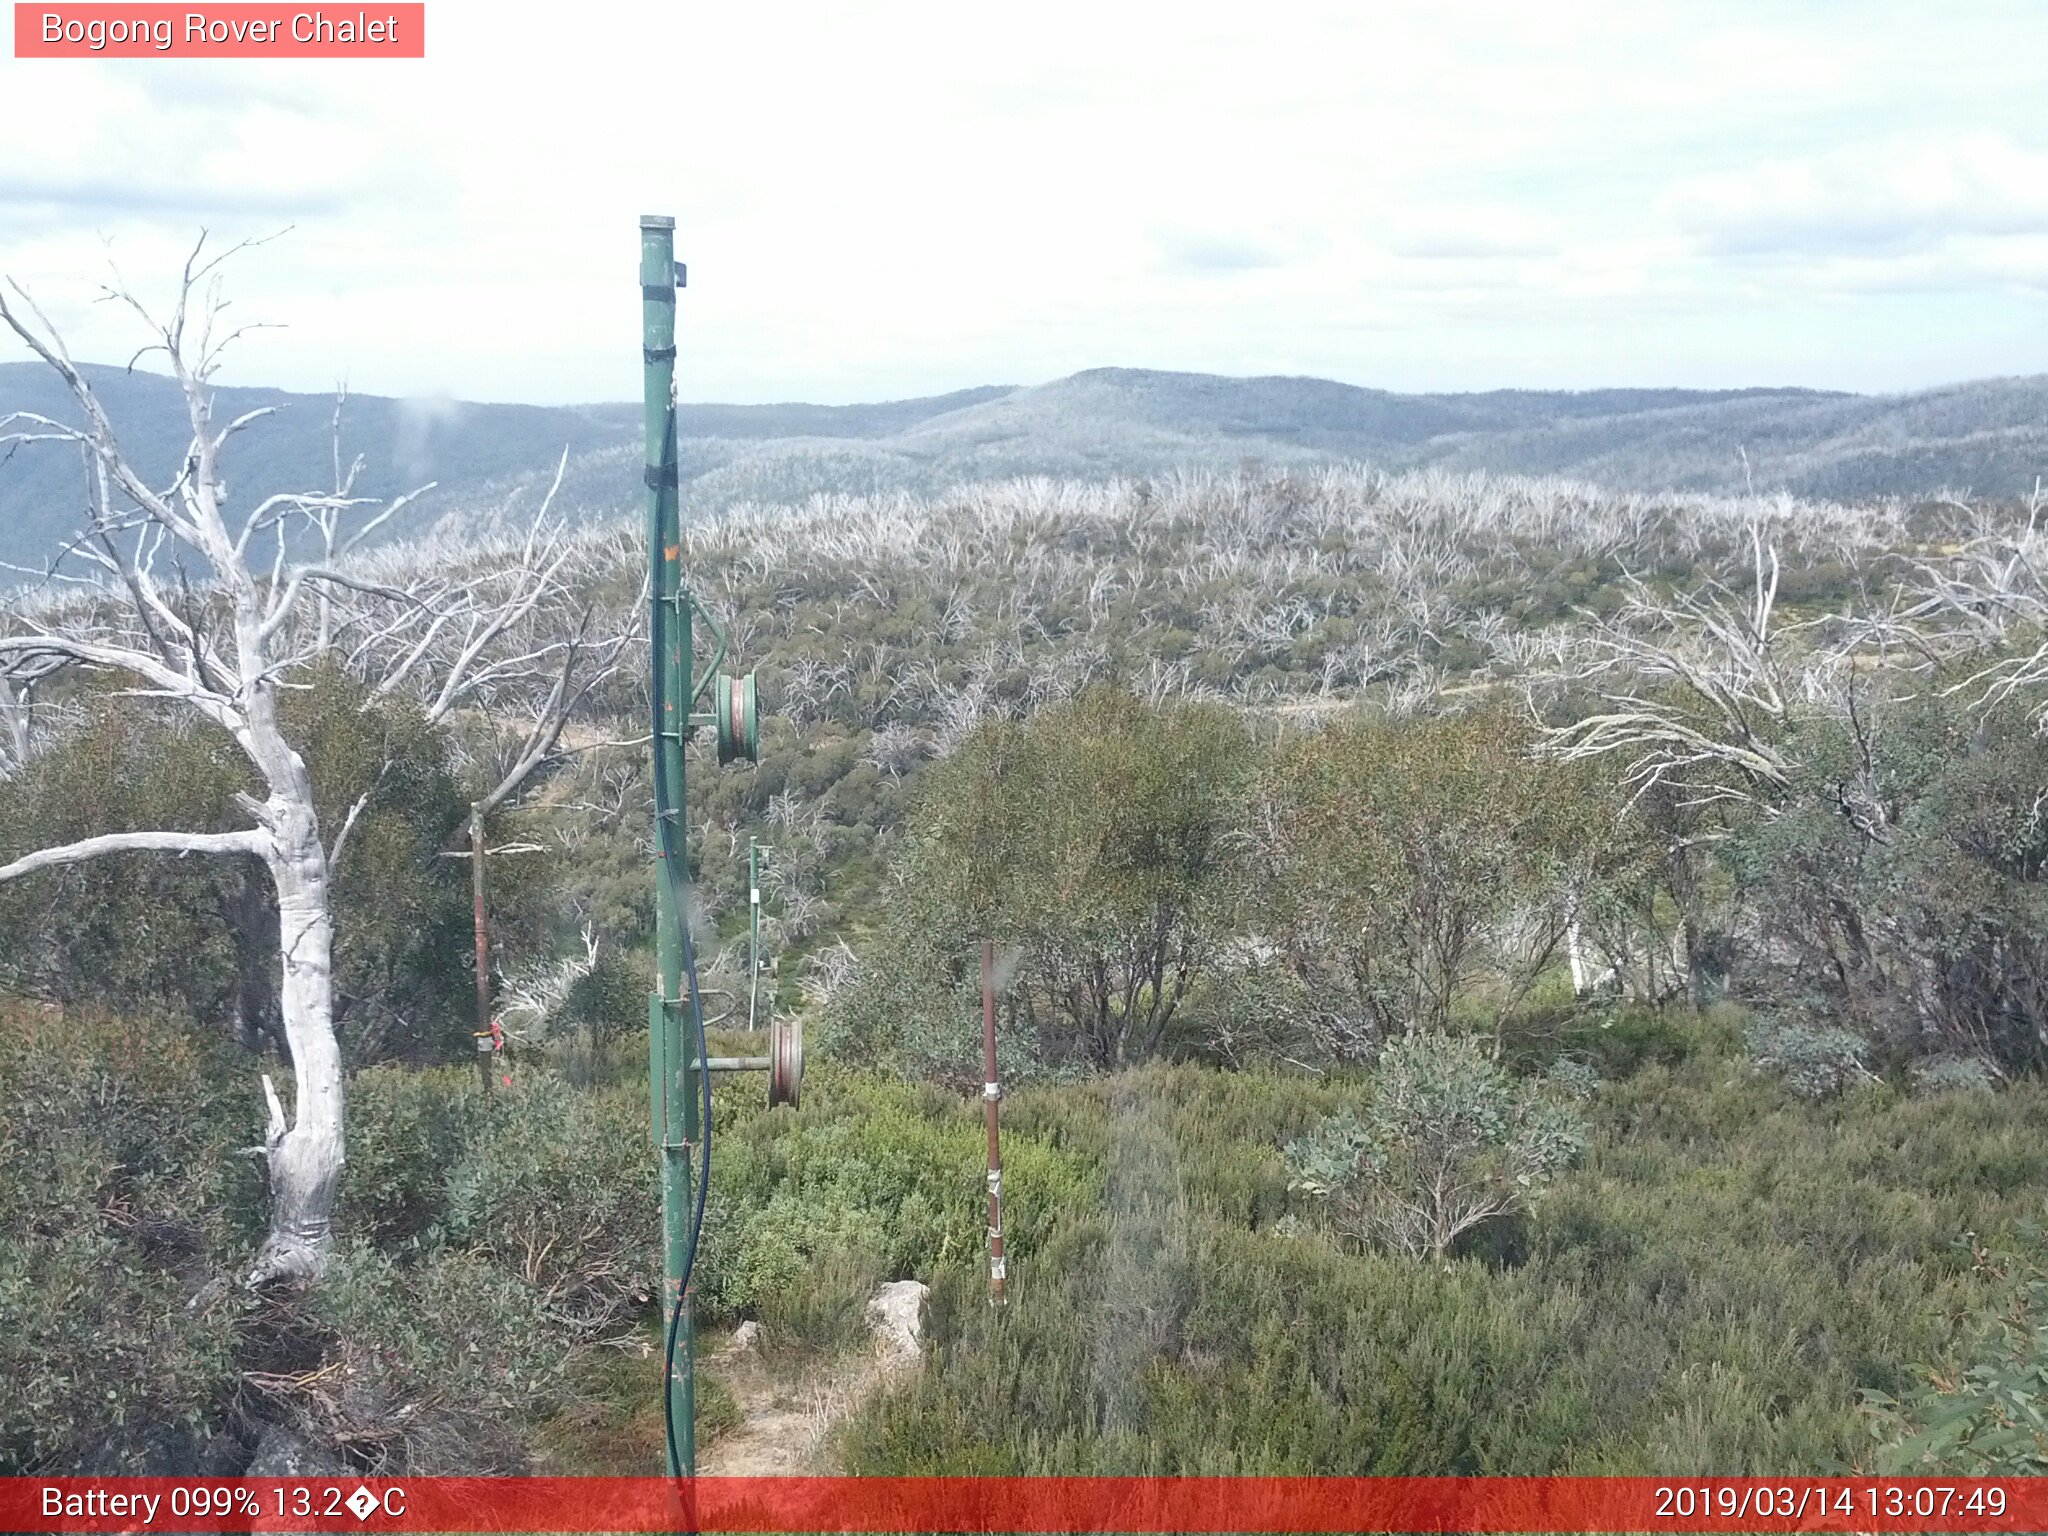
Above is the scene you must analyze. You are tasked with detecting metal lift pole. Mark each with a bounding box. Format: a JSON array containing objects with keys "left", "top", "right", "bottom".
[
  {"left": 640, "top": 213, "right": 785, "bottom": 1484},
  {"left": 641, "top": 213, "right": 696, "bottom": 1479}
]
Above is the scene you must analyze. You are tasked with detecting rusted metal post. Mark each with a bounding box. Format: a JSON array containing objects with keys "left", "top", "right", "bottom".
[
  {"left": 747, "top": 836, "right": 762, "bottom": 1031},
  {"left": 982, "top": 939, "right": 1007, "bottom": 1307},
  {"left": 470, "top": 801, "right": 492, "bottom": 1102}
]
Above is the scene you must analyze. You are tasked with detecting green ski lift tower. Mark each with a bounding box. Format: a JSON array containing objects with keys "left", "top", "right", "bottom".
[{"left": 640, "top": 214, "right": 798, "bottom": 1480}]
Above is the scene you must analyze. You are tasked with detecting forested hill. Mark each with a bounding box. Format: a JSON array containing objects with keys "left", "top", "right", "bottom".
[{"left": 5, "top": 359, "right": 2046, "bottom": 572}]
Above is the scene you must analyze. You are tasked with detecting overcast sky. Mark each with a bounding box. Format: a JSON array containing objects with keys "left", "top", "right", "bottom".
[{"left": 3, "top": 1, "right": 2045, "bottom": 405}]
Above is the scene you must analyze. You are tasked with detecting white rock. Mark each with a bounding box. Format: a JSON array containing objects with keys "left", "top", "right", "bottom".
[
  {"left": 720, "top": 1319, "right": 760, "bottom": 1357},
  {"left": 866, "top": 1280, "right": 929, "bottom": 1357}
]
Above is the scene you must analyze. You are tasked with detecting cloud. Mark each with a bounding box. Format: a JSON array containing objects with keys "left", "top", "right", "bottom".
[
  {"left": 4, "top": 3, "right": 2047, "bottom": 401},
  {"left": 1384, "top": 207, "right": 1558, "bottom": 260},
  {"left": 0, "top": 172, "right": 343, "bottom": 219},
  {"left": 1149, "top": 227, "right": 1287, "bottom": 274},
  {"left": 0, "top": 66, "right": 384, "bottom": 236},
  {"left": 1661, "top": 132, "right": 2048, "bottom": 258}
]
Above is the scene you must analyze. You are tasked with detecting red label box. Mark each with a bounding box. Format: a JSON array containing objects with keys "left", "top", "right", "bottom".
[
  {"left": 1, "top": 1476, "right": 2044, "bottom": 1533},
  {"left": 14, "top": 3, "right": 425, "bottom": 56}
]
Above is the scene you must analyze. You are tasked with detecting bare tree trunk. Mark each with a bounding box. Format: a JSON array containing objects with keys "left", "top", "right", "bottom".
[{"left": 250, "top": 797, "right": 345, "bottom": 1282}]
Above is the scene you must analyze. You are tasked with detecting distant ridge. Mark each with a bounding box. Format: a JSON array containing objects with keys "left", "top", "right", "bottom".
[{"left": 3, "top": 361, "right": 2043, "bottom": 573}]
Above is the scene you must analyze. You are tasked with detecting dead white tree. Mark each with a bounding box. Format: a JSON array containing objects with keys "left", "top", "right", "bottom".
[
  {"left": 1542, "top": 530, "right": 1801, "bottom": 815},
  {"left": 0, "top": 237, "right": 587, "bottom": 1283},
  {"left": 0, "top": 656, "right": 62, "bottom": 775},
  {"left": 400, "top": 517, "right": 638, "bottom": 1079},
  {"left": 1893, "top": 488, "right": 2048, "bottom": 723}
]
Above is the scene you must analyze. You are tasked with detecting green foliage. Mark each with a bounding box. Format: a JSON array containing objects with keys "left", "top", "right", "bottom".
[
  {"left": 16, "top": 465, "right": 2048, "bottom": 1481},
  {"left": 693, "top": 1071, "right": 1097, "bottom": 1321},
  {"left": 695, "top": 1365, "right": 744, "bottom": 1442},
  {"left": 286, "top": 670, "right": 476, "bottom": 1061},
  {"left": 10, "top": 984, "right": 2048, "bottom": 1481},
  {"left": 1744, "top": 1015, "right": 1877, "bottom": 1100},
  {"left": 442, "top": 1072, "right": 657, "bottom": 1338},
  {"left": 1865, "top": 1230, "right": 2048, "bottom": 1473},
  {"left": 0, "top": 693, "right": 251, "bottom": 1025},
  {"left": 0, "top": 668, "right": 492, "bottom": 1064},
  {"left": 841, "top": 1047, "right": 2048, "bottom": 1476},
  {"left": 563, "top": 947, "right": 645, "bottom": 1047},
  {"left": 0, "top": 1003, "right": 254, "bottom": 1473},
  {"left": 1733, "top": 693, "right": 2048, "bottom": 1074},
  {"left": 1910, "top": 1056, "right": 2000, "bottom": 1095},
  {"left": 757, "top": 1245, "right": 885, "bottom": 1363},
  {"left": 1254, "top": 706, "right": 1642, "bottom": 1055},
  {"left": 863, "top": 687, "right": 1255, "bottom": 1070},
  {"left": 345, "top": 1063, "right": 660, "bottom": 1338},
  {"left": 819, "top": 930, "right": 1051, "bottom": 1091},
  {"left": 1286, "top": 1033, "right": 1588, "bottom": 1260},
  {"left": 337, "top": 1063, "right": 480, "bottom": 1248},
  {"left": 265, "top": 1062, "right": 665, "bottom": 1473},
  {"left": 302, "top": 1244, "right": 573, "bottom": 1472}
]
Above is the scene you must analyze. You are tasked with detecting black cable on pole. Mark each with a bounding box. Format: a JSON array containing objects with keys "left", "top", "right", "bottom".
[{"left": 651, "top": 399, "right": 712, "bottom": 1487}]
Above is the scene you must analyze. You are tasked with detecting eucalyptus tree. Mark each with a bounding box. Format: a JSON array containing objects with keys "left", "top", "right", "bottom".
[
  {"left": 1254, "top": 704, "right": 1622, "bottom": 1057},
  {"left": 903, "top": 687, "right": 1255, "bottom": 1068}
]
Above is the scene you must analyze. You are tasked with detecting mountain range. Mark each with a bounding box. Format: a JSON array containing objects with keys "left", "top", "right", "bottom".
[{"left": 3, "top": 362, "right": 2045, "bottom": 575}]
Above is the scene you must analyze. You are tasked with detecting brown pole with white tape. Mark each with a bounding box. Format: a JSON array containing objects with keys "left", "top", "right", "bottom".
[
  {"left": 982, "top": 938, "right": 1007, "bottom": 1307},
  {"left": 471, "top": 802, "right": 494, "bottom": 1103}
]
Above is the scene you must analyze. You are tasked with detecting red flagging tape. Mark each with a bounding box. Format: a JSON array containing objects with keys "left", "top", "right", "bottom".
[{"left": 4, "top": 1476, "right": 2041, "bottom": 1533}]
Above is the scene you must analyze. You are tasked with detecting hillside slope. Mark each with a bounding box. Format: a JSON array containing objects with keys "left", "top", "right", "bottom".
[{"left": 4, "top": 361, "right": 2044, "bottom": 574}]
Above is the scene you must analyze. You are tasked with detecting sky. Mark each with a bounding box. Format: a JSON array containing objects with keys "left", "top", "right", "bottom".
[{"left": 2, "top": 0, "right": 2046, "bottom": 405}]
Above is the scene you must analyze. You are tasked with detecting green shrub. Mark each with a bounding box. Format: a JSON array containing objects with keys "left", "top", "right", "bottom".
[
  {"left": 0, "top": 672, "right": 487, "bottom": 1064},
  {"left": 1910, "top": 1056, "right": 2000, "bottom": 1096},
  {"left": 758, "top": 1246, "right": 885, "bottom": 1363},
  {"left": 0, "top": 1225, "right": 243, "bottom": 1474},
  {"left": 695, "top": 1366, "right": 744, "bottom": 1442},
  {"left": 441, "top": 1072, "right": 657, "bottom": 1338},
  {"left": 1865, "top": 1231, "right": 2048, "bottom": 1473},
  {"left": 563, "top": 947, "right": 645, "bottom": 1047},
  {"left": 1744, "top": 1014, "right": 1876, "bottom": 1100},
  {"left": 338, "top": 1064, "right": 480, "bottom": 1247},
  {"left": 889, "top": 688, "right": 1256, "bottom": 1068},
  {"left": 0, "top": 1004, "right": 254, "bottom": 1473},
  {"left": 1253, "top": 706, "right": 1644, "bottom": 1055},
  {"left": 1285, "top": 1033, "right": 1587, "bottom": 1260},
  {"left": 820, "top": 940, "right": 1047, "bottom": 1091},
  {"left": 299, "top": 1245, "right": 573, "bottom": 1473},
  {"left": 842, "top": 1043, "right": 2048, "bottom": 1476},
  {"left": 1734, "top": 696, "right": 2048, "bottom": 1076},
  {"left": 693, "top": 1071, "right": 1098, "bottom": 1321}
]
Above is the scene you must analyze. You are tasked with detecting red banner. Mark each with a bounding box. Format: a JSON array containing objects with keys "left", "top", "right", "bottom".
[
  {"left": 13, "top": 4, "right": 424, "bottom": 57},
  {"left": 2, "top": 1476, "right": 2042, "bottom": 1533}
]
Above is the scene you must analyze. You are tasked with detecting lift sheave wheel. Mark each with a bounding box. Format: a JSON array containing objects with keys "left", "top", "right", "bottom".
[
  {"left": 767, "top": 1015, "right": 803, "bottom": 1109},
  {"left": 715, "top": 672, "right": 760, "bottom": 765}
]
